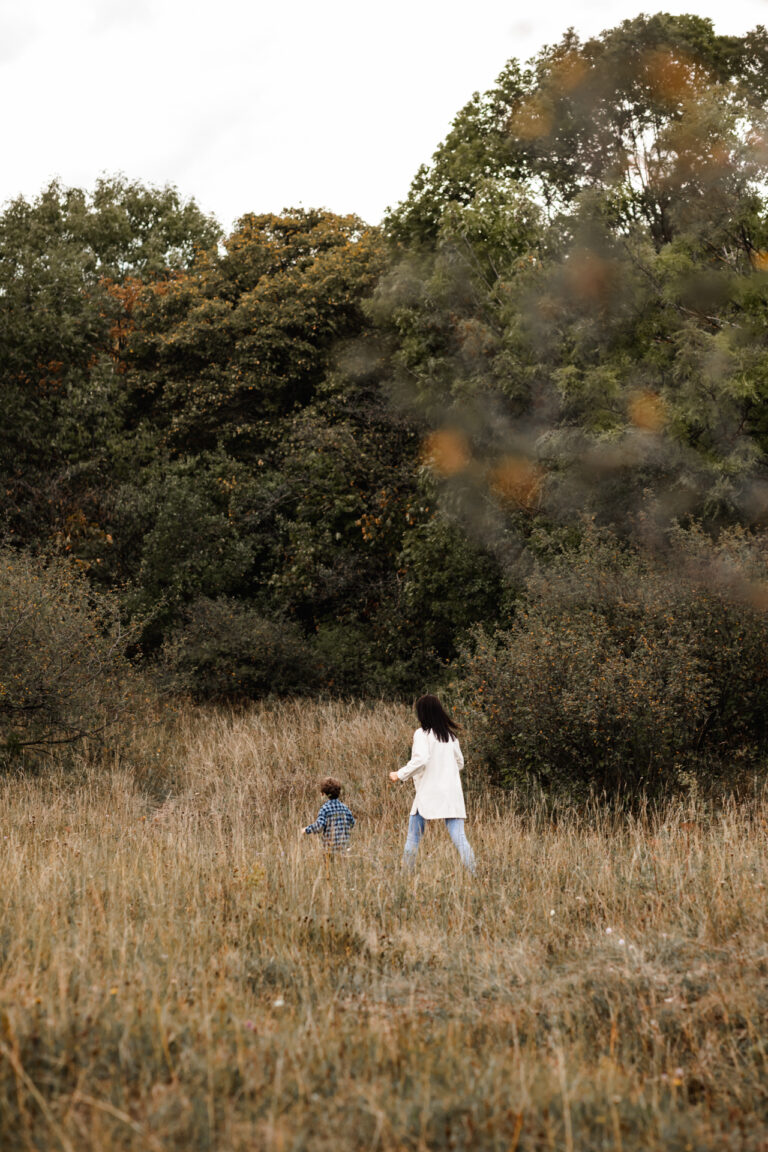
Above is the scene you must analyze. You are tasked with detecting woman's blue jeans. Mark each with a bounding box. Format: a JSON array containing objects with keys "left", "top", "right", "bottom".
[{"left": 403, "top": 812, "right": 476, "bottom": 873}]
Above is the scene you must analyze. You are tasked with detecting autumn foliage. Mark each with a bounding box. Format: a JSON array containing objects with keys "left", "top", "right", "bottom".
[
  {"left": 458, "top": 527, "right": 768, "bottom": 797},
  {"left": 3, "top": 16, "right": 768, "bottom": 794},
  {"left": 0, "top": 548, "right": 142, "bottom": 762}
]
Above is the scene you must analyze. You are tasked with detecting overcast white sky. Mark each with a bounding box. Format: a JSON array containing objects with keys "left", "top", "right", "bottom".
[{"left": 2, "top": 0, "right": 767, "bottom": 230}]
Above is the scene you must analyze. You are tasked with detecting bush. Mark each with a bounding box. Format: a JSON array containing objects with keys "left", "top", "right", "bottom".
[
  {"left": 0, "top": 547, "right": 142, "bottom": 763},
  {"left": 456, "top": 526, "right": 768, "bottom": 799},
  {"left": 162, "top": 597, "right": 318, "bottom": 699}
]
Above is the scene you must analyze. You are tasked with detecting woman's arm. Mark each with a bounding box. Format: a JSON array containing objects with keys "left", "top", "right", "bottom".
[
  {"left": 454, "top": 740, "right": 464, "bottom": 771},
  {"left": 396, "top": 729, "right": 430, "bottom": 781}
]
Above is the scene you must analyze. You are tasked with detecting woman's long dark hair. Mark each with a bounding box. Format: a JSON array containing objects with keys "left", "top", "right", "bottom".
[{"left": 415, "top": 694, "right": 460, "bottom": 743}]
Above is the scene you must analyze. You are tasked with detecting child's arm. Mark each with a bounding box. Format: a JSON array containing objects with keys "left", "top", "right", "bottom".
[{"left": 304, "top": 804, "right": 328, "bottom": 835}]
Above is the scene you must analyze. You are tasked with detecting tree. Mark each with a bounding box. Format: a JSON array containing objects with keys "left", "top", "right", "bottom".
[
  {"left": 113, "top": 208, "right": 427, "bottom": 685},
  {"left": 0, "top": 547, "right": 142, "bottom": 761},
  {"left": 125, "top": 209, "right": 386, "bottom": 455},
  {"left": 389, "top": 15, "right": 768, "bottom": 247},
  {"left": 457, "top": 524, "right": 768, "bottom": 798},
  {"left": 0, "top": 177, "right": 220, "bottom": 548},
  {"left": 381, "top": 14, "right": 768, "bottom": 535}
]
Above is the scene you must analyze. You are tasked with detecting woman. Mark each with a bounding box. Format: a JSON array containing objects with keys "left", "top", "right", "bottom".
[{"left": 389, "top": 694, "right": 475, "bottom": 872}]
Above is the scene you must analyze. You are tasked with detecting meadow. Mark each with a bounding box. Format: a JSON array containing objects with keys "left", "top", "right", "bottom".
[{"left": 1, "top": 699, "right": 767, "bottom": 1151}]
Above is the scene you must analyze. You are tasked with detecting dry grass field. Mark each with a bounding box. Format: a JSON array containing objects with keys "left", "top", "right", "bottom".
[{"left": 1, "top": 700, "right": 768, "bottom": 1151}]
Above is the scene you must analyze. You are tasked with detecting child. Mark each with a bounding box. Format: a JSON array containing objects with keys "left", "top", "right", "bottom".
[{"left": 302, "top": 777, "right": 355, "bottom": 854}]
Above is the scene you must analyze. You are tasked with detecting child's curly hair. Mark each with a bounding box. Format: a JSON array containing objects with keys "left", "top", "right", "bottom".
[{"left": 320, "top": 777, "right": 342, "bottom": 799}]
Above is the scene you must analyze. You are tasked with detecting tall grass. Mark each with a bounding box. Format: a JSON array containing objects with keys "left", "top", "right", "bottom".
[{"left": 1, "top": 700, "right": 767, "bottom": 1150}]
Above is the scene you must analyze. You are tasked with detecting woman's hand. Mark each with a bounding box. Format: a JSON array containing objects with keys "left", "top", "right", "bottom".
[{"left": 389, "top": 771, "right": 400, "bottom": 783}]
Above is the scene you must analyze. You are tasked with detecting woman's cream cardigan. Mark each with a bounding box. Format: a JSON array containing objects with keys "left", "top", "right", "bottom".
[{"left": 396, "top": 727, "right": 466, "bottom": 819}]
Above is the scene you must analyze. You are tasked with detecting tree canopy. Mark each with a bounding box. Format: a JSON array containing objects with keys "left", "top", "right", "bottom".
[{"left": 2, "top": 13, "right": 768, "bottom": 721}]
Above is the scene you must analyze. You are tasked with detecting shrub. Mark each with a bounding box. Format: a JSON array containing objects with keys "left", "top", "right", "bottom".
[
  {"left": 0, "top": 547, "right": 141, "bottom": 763},
  {"left": 456, "top": 526, "right": 768, "bottom": 799},
  {"left": 162, "top": 597, "right": 317, "bottom": 699}
]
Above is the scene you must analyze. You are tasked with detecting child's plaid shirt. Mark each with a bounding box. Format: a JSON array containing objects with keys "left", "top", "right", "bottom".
[{"left": 305, "top": 798, "right": 355, "bottom": 851}]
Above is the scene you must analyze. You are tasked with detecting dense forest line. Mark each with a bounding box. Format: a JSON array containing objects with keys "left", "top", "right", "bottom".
[{"left": 4, "top": 12, "right": 768, "bottom": 794}]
